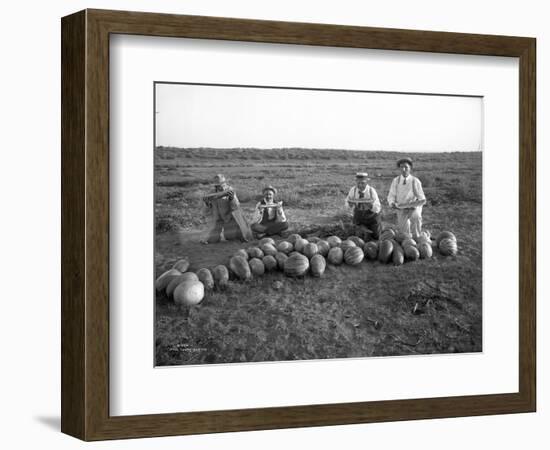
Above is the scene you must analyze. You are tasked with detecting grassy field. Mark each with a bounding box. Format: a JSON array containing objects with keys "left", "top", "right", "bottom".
[{"left": 155, "top": 147, "right": 482, "bottom": 366}]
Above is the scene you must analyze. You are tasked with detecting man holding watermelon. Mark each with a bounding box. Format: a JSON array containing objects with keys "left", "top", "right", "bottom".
[
  {"left": 345, "top": 172, "right": 382, "bottom": 240},
  {"left": 251, "top": 186, "right": 289, "bottom": 238},
  {"left": 387, "top": 157, "right": 427, "bottom": 238}
]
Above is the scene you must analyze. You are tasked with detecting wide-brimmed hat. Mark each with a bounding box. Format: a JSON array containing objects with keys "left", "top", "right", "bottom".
[
  {"left": 213, "top": 173, "right": 227, "bottom": 185},
  {"left": 355, "top": 172, "right": 369, "bottom": 179},
  {"left": 263, "top": 185, "right": 277, "bottom": 195},
  {"left": 396, "top": 157, "right": 413, "bottom": 168}
]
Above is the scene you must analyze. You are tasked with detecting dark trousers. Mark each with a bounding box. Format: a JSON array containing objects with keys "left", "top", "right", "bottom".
[
  {"left": 251, "top": 220, "right": 289, "bottom": 236},
  {"left": 353, "top": 209, "right": 381, "bottom": 240}
]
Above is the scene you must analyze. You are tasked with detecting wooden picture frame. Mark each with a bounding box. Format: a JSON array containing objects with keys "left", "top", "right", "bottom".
[{"left": 61, "top": 9, "right": 536, "bottom": 441}]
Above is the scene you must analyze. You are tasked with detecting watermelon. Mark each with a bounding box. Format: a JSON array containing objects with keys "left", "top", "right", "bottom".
[
  {"left": 173, "top": 280, "right": 204, "bottom": 306},
  {"left": 392, "top": 243, "right": 405, "bottom": 266},
  {"left": 310, "top": 254, "right": 326, "bottom": 277},
  {"left": 439, "top": 237, "right": 458, "bottom": 256},
  {"left": 249, "top": 258, "right": 265, "bottom": 276},
  {"left": 316, "top": 240, "right": 330, "bottom": 257},
  {"left": 378, "top": 240, "right": 394, "bottom": 263},
  {"left": 196, "top": 268, "right": 214, "bottom": 290},
  {"left": 405, "top": 245, "right": 420, "bottom": 261},
  {"left": 275, "top": 252, "right": 288, "bottom": 270},
  {"left": 212, "top": 265, "right": 229, "bottom": 289},
  {"left": 260, "top": 243, "right": 278, "bottom": 256},
  {"left": 401, "top": 238, "right": 417, "bottom": 249},
  {"left": 307, "top": 236, "right": 321, "bottom": 243},
  {"left": 327, "top": 247, "right": 344, "bottom": 265},
  {"left": 284, "top": 253, "right": 310, "bottom": 277},
  {"left": 344, "top": 247, "right": 364, "bottom": 265},
  {"left": 276, "top": 241, "right": 293, "bottom": 254},
  {"left": 364, "top": 241, "right": 379, "bottom": 260},
  {"left": 380, "top": 229, "right": 396, "bottom": 241},
  {"left": 229, "top": 256, "right": 252, "bottom": 280},
  {"left": 287, "top": 233, "right": 302, "bottom": 245},
  {"left": 436, "top": 231, "right": 457, "bottom": 247},
  {"left": 418, "top": 242, "right": 433, "bottom": 259},
  {"left": 246, "top": 247, "right": 264, "bottom": 259},
  {"left": 395, "top": 231, "right": 411, "bottom": 244},
  {"left": 165, "top": 272, "right": 199, "bottom": 297},
  {"left": 340, "top": 240, "right": 357, "bottom": 252},
  {"left": 326, "top": 236, "right": 342, "bottom": 248},
  {"left": 172, "top": 259, "right": 190, "bottom": 273},
  {"left": 233, "top": 249, "right": 249, "bottom": 260},
  {"left": 259, "top": 237, "right": 276, "bottom": 247},
  {"left": 263, "top": 255, "right": 278, "bottom": 271},
  {"left": 348, "top": 236, "right": 365, "bottom": 247},
  {"left": 155, "top": 268, "right": 182, "bottom": 291},
  {"left": 303, "top": 243, "right": 319, "bottom": 259}
]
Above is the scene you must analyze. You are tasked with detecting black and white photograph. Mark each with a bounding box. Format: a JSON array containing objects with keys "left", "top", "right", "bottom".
[{"left": 154, "top": 82, "right": 483, "bottom": 366}]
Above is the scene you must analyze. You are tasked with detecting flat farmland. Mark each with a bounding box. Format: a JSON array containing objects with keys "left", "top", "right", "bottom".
[{"left": 155, "top": 147, "right": 482, "bottom": 366}]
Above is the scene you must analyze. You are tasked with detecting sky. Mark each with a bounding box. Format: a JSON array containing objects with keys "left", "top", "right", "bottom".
[{"left": 155, "top": 83, "right": 483, "bottom": 152}]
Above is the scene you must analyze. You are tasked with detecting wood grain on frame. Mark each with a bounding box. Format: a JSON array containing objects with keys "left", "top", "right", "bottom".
[{"left": 61, "top": 8, "right": 536, "bottom": 441}]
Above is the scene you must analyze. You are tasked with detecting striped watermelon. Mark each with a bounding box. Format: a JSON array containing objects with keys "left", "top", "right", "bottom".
[
  {"left": 378, "top": 240, "right": 394, "bottom": 263},
  {"left": 294, "top": 238, "right": 309, "bottom": 253},
  {"left": 316, "top": 240, "right": 330, "bottom": 257},
  {"left": 310, "top": 254, "right": 326, "bottom": 277},
  {"left": 196, "top": 268, "right": 214, "bottom": 290},
  {"left": 392, "top": 243, "right": 405, "bottom": 266},
  {"left": 275, "top": 252, "right": 288, "bottom": 270},
  {"left": 249, "top": 258, "right": 265, "bottom": 276},
  {"left": 436, "top": 231, "right": 457, "bottom": 247},
  {"left": 395, "top": 232, "right": 412, "bottom": 244},
  {"left": 246, "top": 247, "right": 264, "bottom": 259},
  {"left": 340, "top": 240, "right": 357, "bottom": 252},
  {"left": 404, "top": 245, "right": 420, "bottom": 261},
  {"left": 276, "top": 241, "right": 293, "bottom": 254},
  {"left": 284, "top": 253, "right": 310, "bottom": 277},
  {"left": 326, "top": 236, "right": 342, "bottom": 248},
  {"left": 263, "top": 255, "right": 278, "bottom": 271},
  {"left": 287, "top": 234, "right": 302, "bottom": 245},
  {"left": 439, "top": 238, "right": 458, "bottom": 256},
  {"left": 418, "top": 242, "right": 433, "bottom": 259},
  {"left": 229, "top": 256, "right": 252, "bottom": 280},
  {"left": 259, "top": 237, "right": 276, "bottom": 247},
  {"left": 401, "top": 238, "right": 417, "bottom": 249},
  {"left": 212, "top": 265, "right": 229, "bottom": 289},
  {"left": 348, "top": 236, "right": 365, "bottom": 247},
  {"left": 380, "top": 229, "right": 396, "bottom": 241},
  {"left": 364, "top": 241, "right": 379, "bottom": 260},
  {"left": 233, "top": 249, "right": 249, "bottom": 260},
  {"left": 327, "top": 247, "right": 344, "bottom": 265},
  {"left": 260, "top": 243, "right": 278, "bottom": 256},
  {"left": 344, "top": 247, "right": 364, "bottom": 265},
  {"left": 303, "top": 243, "right": 319, "bottom": 259}
]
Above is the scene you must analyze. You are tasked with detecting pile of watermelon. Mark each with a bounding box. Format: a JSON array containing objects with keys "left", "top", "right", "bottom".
[{"left": 155, "top": 230, "right": 458, "bottom": 306}]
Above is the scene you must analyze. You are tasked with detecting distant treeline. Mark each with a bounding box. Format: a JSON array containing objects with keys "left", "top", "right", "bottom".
[{"left": 156, "top": 146, "right": 481, "bottom": 162}]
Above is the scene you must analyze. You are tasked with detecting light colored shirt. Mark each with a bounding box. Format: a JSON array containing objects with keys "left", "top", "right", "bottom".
[
  {"left": 252, "top": 201, "right": 287, "bottom": 224},
  {"left": 387, "top": 175, "right": 426, "bottom": 206},
  {"left": 345, "top": 185, "right": 381, "bottom": 214}
]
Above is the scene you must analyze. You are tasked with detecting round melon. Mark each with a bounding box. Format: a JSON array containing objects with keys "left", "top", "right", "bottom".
[
  {"left": 316, "top": 240, "right": 330, "bottom": 257},
  {"left": 405, "top": 245, "right": 420, "bottom": 261},
  {"left": 259, "top": 237, "right": 276, "bottom": 247},
  {"left": 326, "top": 236, "right": 342, "bottom": 248},
  {"left": 276, "top": 241, "right": 293, "bottom": 254},
  {"left": 288, "top": 251, "right": 301, "bottom": 258},
  {"left": 303, "top": 243, "right": 319, "bottom": 259},
  {"left": 260, "top": 243, "right": 278, "bottom": 256},
  {"left": 165, "top": 272, "right": 199, "bottom": 297},
  {"left": 249, "top": 258, "right": 265, "bottom": 276},
  {"left": 172, "top": 259, "right": 190, "bottom": 273},
  {"left": 173, "top": 280, "right": 205, "bottom": 306},
  {"left": 436, "top": 231, "right": 457, "bottom": 247},
  {"left": 233, "top": 249, "right": 249, "bottom": 260},
  {"left": 327, "top": 247, "right": 344, "bottom": 265},
  {"left": 380, "top": 229, "right": 396, "bottom": 241},
  {"left": 395, "top": 231, "right": 412, "bottom": 244},
  {"left": 294, "top": 238, "right": 309, "bottom": 253},
  {"left": 196, "top": 268, "right": 214, "bottom": 290},
  {"left": 439, "top": 237, "right": 458, "bottom": 256},
  {"left": 392, "top": 243, "right": 405, "bottom": 266},
  {"left": 348, "top": 236, "right": 365, "bottom": 247},
  {"left": 310, "top": 254, "right": 327, "bottom": 277},
  {"left": 247, "top": 247, "right": 264, "bottom": 259},
  {"left": 262, "top": 255, "right": 278, "bottom": 271},
  {"left": 416, "top": 234, "right": 430, "bottom": 245},
  {"left": 378, "top": 240, "right": 394, "bottom": 263},
  {"left": 418, "top": 242, "right": 433, "bottom": 259},
  {"left": 284, "top": 253, "right": 310, "bottom": 277},
  {"left": 275, "top": 252, "right": 288, "bottom": 270},
  {"left": 229, "top": 256, "right": 252, "bottom": 281},
  {"left": 364, "top": 241, "right": 379, "bottom": 260},
  {"left": 212, "top": 265, "right": 229, "bottom": 289},
  {"left": 340, "top": 240, "right": 357, "bottom": 252},
  {"left": 287, "top": 233, "right": 302, "bottom": 245},
  {"left": 344, "top": 246, "right": 364, "bottom": 265},
  {"left": 155, "top": 268, "right": 182, "bottom": 291},
  {"left": 307, "top": 236, "right": 321, "bottom": 243}
]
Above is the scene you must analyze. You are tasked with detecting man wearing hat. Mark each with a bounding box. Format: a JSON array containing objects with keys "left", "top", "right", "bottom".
[
  {"left": 200, "top": 174, "right": 246, "bottom": 243},
  {"left": 251, "top": 186, "right": 289, "bottom": 238},
  {"left": 345, "top": 172, "right": 382, "bottom": 240},
  {"left": 387, "top": 157, "right": 426, "bottom": 238}
]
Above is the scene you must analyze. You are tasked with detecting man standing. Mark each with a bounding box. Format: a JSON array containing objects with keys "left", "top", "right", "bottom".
[
  {"left": 387, "top": 157, "right": 426, "bottom": 238},
  {"left": 251, "top": 186, "right": 289, "bottom": 238},
  {"left": 200, "top": 174, "right": 245, "bottom": 244},
  {"left": 345, "top": 172, "right": 382, "bottom": 240}
]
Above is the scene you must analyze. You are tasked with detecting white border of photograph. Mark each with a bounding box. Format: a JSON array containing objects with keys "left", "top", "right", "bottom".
[{"left": 110, "top": 34, "right": 519, "bottom": 416}]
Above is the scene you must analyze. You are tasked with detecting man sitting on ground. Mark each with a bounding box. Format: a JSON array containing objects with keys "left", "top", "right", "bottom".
[
  {"left": 345, "top": 172, "right": 382, "bottom": 240},
  {"left": 251, "top": 186, "right": 289, "bottom": 238}
]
